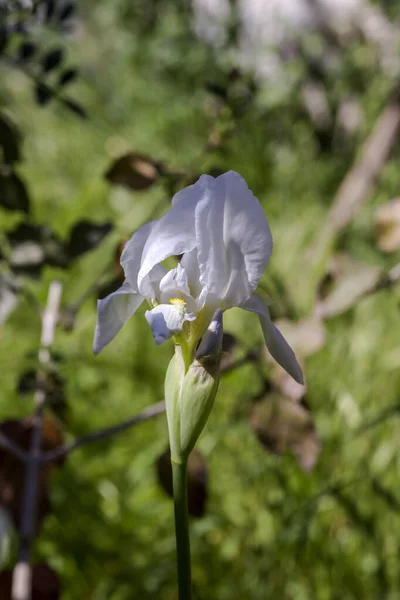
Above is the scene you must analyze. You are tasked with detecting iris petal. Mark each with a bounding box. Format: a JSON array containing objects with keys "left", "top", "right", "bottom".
[
  {"left": 120, "top": 221, "right": 156, "bottom": 290},
  {"left": 195, "top": 171, "right": 273, "bottom": 309},
  {"left": 93, "top": 282, "right": 144, "bottom": 355},
  {"left": 145, "top": 303, "right": 196, "bottom": 345},
  {"left": 137, "top": 177, "right": 212, "bottom": 296},
  {"left": 241, "top": 294, "right": 304, "bottom": 384},
  {"left": 159, "top": 264, "right": 191, "bottom": 300}
]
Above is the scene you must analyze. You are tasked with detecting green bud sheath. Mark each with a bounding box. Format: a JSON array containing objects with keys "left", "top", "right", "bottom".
[{"left": 165, "top": 310, "right": 223, "bottom": 463}]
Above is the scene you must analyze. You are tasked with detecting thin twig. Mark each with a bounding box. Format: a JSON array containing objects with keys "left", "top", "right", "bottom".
[
  {"left": 12, "top": 280, "right": 62, "bottom": 600},
  {"left": 41, "top": 400, "right": 166, "bottom": 463}
]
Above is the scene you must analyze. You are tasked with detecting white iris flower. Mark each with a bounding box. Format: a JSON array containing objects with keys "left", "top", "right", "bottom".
[{"left": 93, "top": 170, "right": 303, "bottom": 384}]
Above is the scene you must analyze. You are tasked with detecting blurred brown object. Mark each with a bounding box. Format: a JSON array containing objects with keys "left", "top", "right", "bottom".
[
  {"left": 316, "top": 254, "right": 382, "bottom": 319},
  {"left": 248, "top": 394, "right": 321, "bottom": 472},
  {"left": 375, "top": 198, "right": 400, "bottom": 253},
  {"left": 0, "top": 416, "right": 64, "bottom": 532},
  {"left": 105, "top": 152, "right": 163, "bottom": 191},
  {"left": 156, "top": 447, "right": 208, "bottom": 518},
  {"left": 0, "top": 564, "right": 60, "bottom": 600}
]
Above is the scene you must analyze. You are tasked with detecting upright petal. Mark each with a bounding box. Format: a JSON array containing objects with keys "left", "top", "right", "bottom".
[
  {"left": 159, "top": 264, "right": 191, "bottom": 301},
  {"left": 137, "top": 176, "right": 212, "bottom": 295},
  {"left": 241, "top": 294, "right": 304, "bottom": 384},
  {"left": 120, "top": 221, "right": 156, "bottom": 290},
  {"left": 120, "top": 221, "right": 168, "bottom": 301},
  {"left": 180, "top": 249, "right": 201, "bottom": 295},
  {"left": 171, "top": 174, "right": 215, "bottom": 206},
  {"left": 140, "top": 264, "right": 167, "bottom": 302},
  {"left": 145, "top": 302, "right": 196, "bottom": 345},
  {"left": 93, "top": 282, "right": 144, "bottom": 354},
  {"left": 158, "top": 265, "right": 199, "bottom": 314},
  {"left": 195, "top": 171, "right": 273, "bottom": 309}
]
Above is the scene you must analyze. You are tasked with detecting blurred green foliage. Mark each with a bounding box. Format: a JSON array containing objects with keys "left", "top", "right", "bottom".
[{"left": 1, "top": 1, "right": 400, "bottom": 598}]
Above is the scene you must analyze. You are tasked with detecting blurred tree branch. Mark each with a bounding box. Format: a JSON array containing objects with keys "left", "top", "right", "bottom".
[
  {"left": 41, "top": 400, "right": 166, "bottom": 464},
  {"left": 310, "top": 86, "right": 400, "bottom": 276},
  {"left": 12, "top": 280, "right": 62, "bottom": 600}
]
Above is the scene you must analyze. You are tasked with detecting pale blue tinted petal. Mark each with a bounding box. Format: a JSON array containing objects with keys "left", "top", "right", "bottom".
[
  {"left": 159, "top": 264, "right": 191, "bottom": 302},
  {"left": 138, "top": 176, "right": 212, "bottom": 295},
  {"left": 93, "top": 282, "right": 144, "bottom": 355},
  {"left": 120, "top": 221, "right": 156, "bottom": 290},
  {"left": 158, "top": 266, "right": 199, "bottom": 315},
  {"left": 241, "top": 294, "right": 304, "bottom": 384},
  {"left": 180, "top": 249, "right": 211, "bottom": 311},
  {"left": 195, "top": 171, "right": 272, "bottom": 309},
  {"left": 180, "top": 249, "right": 202, "bottom": 296},
  {"left": 145, "top": 303, "right": 196, "bottom": 345},
  {"left": 121, "top": 221, "right": 167, "bottom": 300},
  {"left": 171, "top": 174, "right": 215, "bottom": 207},
  {"left": 139, "top": 264, "right": 167, "bottom": 302}
]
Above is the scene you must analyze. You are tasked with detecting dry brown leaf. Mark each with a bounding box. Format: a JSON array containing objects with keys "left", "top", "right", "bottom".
[
  {"left": 105, "top": 152, "right": 163, "bottom": 191},
  {"left": 248, "top": 394, "right": 321, "bottom": 472}
]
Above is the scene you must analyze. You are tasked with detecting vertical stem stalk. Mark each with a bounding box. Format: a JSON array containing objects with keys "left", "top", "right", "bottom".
[{"left": 172, "top": 458, "right": 192, "bottom": 600}]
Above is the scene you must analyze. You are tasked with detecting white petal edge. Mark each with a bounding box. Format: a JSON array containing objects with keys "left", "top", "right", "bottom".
[
  {"left": 194, "top": 171, "right": 273, "bottom": 309},
  {"left": 145, "top": 303, "right": 196, "bottom": 345},
  {"left": 93, "top": 282, "right": 144, "bottom": 355},
  {"left": 159, "top": 264, "right": 191, "bottom": 302},
  {"left": 241, "top": 294, "right": 304, "bottom": 384},
  {"left": 120, "top": 221, "right": 156, "bottom": 290},
  {"left": 137, "top": 176, "right": 212, "bottom": 295}
]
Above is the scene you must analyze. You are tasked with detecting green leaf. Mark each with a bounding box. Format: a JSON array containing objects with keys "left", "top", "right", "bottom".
[
  {"left": 42, "top": 48, "right": 64, "bottom": 73},
  {"left": 0, "top": 114, "right": 21, "bottom": 165},
  {"left": 0, "top": 171, "right": 30, "bottom": 212},
  {"left": 67, "top": 220, "right": 112, "bottom": 260}
]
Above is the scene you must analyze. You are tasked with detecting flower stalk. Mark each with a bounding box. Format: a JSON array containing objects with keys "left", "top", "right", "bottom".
[
  {"left": 165, "top": 309, "right": 223, "bottom": 599},
  {"left": 172, "top": 457, "right": 192, "bottom": 600}
]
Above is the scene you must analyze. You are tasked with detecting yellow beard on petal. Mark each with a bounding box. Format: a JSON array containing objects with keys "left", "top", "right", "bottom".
[{"left": 170, "top": 297, "right": 185, "bottom": 307}]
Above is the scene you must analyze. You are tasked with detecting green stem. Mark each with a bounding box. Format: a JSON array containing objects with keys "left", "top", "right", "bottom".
[{"left": 172, "top": 458, "right": 192, "bottom": 600}]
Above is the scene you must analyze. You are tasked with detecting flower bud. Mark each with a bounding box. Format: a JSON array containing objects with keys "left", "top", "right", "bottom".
[{"left": 165, "top": 310, "right": 223, "bottom": 462}]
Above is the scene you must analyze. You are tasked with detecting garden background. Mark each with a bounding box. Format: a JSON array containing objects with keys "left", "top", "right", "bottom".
[{"left": 1, "top": 1, "right": 400, "bottom": 598}]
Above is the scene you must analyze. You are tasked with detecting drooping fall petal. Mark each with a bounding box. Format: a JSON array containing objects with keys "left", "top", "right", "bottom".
[
  {"left": 93, "top": 282, "right": 143, "bottom": 354},
  {"left": 241, "top": 294, "right": 304, "bottom": 384}
]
